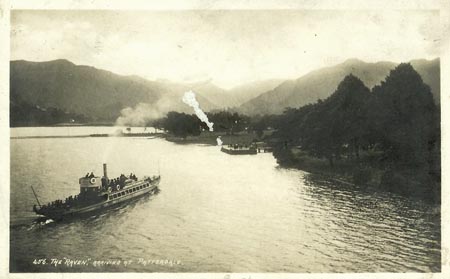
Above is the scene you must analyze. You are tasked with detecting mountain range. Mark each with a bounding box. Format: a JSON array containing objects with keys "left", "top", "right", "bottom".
[
  {"left": 239, "top": 58, "right": 440, "bottom": 115},
  {"left": 10, "top": 58, "right": 439, "bottom": 124}
]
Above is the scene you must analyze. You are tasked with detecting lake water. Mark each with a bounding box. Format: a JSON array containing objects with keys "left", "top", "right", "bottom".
[{"left": 10, "top": 127, "right": 441, "bottom": 272}]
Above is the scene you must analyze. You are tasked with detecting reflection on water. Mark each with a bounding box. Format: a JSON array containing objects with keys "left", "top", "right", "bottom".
[{"left": 10, "top": 127, "right": 440, "bottom": 272}]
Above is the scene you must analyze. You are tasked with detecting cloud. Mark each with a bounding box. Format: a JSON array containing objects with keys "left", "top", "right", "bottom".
[{"left": 11, "top": 10, "right": 440, "bottom": 88}]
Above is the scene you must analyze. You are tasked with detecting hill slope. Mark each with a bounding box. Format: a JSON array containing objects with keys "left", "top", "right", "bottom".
[
  {"left": 10, "top": 60, "right": 219, "bottom": 122},
  {"left": 239, "top": 58, "right": 440, "bottom": 115}
]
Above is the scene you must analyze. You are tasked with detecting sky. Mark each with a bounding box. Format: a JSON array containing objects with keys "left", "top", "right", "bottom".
[{"left": 11, "top": 10, "right": 440, "bottom": 89}]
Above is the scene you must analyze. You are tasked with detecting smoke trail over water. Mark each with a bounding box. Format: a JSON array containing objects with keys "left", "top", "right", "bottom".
[
  {"left": 216, "top": 136, "right": 223, "bottom": 146},
  {"left": 115, "top": 98, "right": 174, "bottom": 127},
  {"left": 182, "top": 90, "right": 214, "bottom": 131}
]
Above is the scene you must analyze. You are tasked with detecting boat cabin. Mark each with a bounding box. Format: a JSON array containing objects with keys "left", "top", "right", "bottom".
[{"left": 79, "top": 176, "right": 103, "bottom": 194}]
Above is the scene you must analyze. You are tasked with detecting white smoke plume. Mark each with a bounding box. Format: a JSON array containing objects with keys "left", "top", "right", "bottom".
[
  {"left": 216, "top": 136, "right": 223, "bottom": 146},
  {"left": 182, "top": 90, "right": 214, "bottom": 131},
  {"left": 115, "top": 97, "right": 174, "bottom": 126}
]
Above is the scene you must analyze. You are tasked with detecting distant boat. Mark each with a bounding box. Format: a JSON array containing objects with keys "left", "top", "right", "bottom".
[
  {"left": 32, "top": 163, "right": 160, "bottom": 220},
  {"left": 221, "top": 144, "right": 257, "bottom": 155}
]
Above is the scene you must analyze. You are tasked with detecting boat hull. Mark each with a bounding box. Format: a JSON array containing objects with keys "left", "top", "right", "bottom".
[{"left": 221, "top": 147, "right": 257, "bottom": 155}]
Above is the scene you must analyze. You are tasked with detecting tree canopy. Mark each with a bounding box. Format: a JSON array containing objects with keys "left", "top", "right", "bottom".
[{"left": 271, "top": 64, "right": 439, "bottom": 200}]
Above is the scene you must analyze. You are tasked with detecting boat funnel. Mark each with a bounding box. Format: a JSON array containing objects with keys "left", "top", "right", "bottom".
[{"left": 103, "top": 163, "right": 108, "bottom": 179}]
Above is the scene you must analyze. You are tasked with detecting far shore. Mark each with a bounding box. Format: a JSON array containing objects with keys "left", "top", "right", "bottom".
[
  {"left": 11, "top": 122, "right": 117, "bottom": 128},
  {"left": 9, "top": 125, "right": 440, "bottom": 204},
  {"left": 164, "top": 131, "right": 265, "bottom": 146}
]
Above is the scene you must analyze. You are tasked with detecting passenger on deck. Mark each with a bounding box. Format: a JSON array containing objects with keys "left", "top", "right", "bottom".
[
  {"left": 85, "top": 173, "right": 89, "bottom": 178},
  {"left": 89, "top": 172, "right": 95, "bottom": 178}
]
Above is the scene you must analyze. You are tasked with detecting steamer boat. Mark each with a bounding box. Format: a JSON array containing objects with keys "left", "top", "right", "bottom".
[
  {"left": 221, "top": 144, "right": 257, "bottom": 155},
  {"left": 32, "top": 163, "right": 160, "bottom": 220}
]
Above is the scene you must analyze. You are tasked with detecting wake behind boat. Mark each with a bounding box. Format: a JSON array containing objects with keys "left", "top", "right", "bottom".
[{"left": 32, "top": 163, "right": 160, "bottom": 220}]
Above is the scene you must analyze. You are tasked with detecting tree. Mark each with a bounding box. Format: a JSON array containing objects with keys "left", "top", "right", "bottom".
[
  {"left": 372, "top": 63, "right": 437, "bottom": 168},
  {"left": 162, "top": 112, "right": 201, "bottom": 138},
  {"left": 300, "top": 75, "right": 371, "bottom": 165}
]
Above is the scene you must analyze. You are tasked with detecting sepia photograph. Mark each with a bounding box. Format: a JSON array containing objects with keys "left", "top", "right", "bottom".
[{"left": 2, "top": 0, "right": 449, "bottom": 277}]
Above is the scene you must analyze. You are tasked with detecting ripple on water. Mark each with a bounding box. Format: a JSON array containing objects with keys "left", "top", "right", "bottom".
[{"left": 9, "top": 133, "right": 441, "bottom": 272}]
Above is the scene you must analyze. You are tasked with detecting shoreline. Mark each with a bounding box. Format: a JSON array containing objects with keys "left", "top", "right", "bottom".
[
  {"left": 274, "top": 147, "right": 441, "bottom": 205},
  {"left": 10, "top": 123, "right": 116, "bottom": 128},
  {"left": 10, "top": 126, "right": 440, "bottom": 205},
  {"left": 164, "top": 131, "right": 262, "bottom": 146}
]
